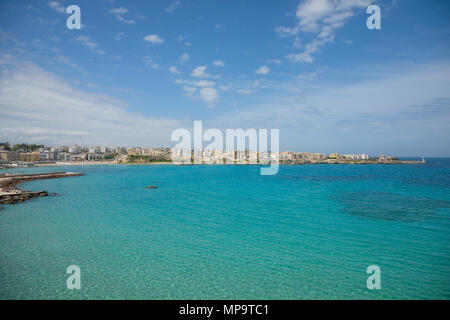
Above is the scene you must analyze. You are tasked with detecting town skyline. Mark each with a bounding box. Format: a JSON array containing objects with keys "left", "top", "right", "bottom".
[
  {"left": 0, "top": 140, "right": 431, "bottom": 158},
  {"left": 0, "top": 141, "right": 410, "bottom": 164}
]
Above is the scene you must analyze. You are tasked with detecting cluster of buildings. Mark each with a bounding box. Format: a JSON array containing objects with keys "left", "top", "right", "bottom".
[
  {"left": 328, "top": 153, "right": 370, "bottom": 161},
  {"left": 279, "top": 152, "right": 370, "bottom": 163},
  {"left": 0, "top": 145, "right": 171, "bottom": 165},
  {"left": 0, "top": 143, "right": 388, "bottom": 166},
  {"left": 174, "top": 149, "right": 277, "bottom": 164},
  {"left": 167, "top": 150, "right": 373, "bottom": 164}
]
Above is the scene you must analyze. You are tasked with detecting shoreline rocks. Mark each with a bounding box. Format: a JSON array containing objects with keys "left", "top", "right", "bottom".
[
  {"left": 0, "top": 191, "right": 48, "bottom": 204},
  {"left": 0, "top": 172, "right": 83, "bottom": 205}
]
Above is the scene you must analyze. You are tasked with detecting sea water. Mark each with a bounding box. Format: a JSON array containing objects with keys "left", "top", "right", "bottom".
[{"left": 0, "top": 159, "right": 449, "bottom": 299}]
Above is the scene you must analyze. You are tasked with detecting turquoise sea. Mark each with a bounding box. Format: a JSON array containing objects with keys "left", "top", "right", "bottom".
[{"left": 0, "top": 159, "right": 449, "bottom": 299}]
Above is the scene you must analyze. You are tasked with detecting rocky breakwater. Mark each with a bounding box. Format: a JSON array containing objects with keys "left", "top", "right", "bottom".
[{"left": 0, "top": 172, "right": 84, "bottom": 205}]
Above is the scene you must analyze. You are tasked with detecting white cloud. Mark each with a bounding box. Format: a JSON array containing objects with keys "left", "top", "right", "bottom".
[
  {"left": 0, "top": 62, "right": 182, "bottom": 146},
  {"left": 176, "top": 77, "right": 219, "bottom": 106},
  {"left": 175, "top": 79, "right": 215, "bottom": 87},
  {"left": 179, "top": 53, "right": 190, "bottom": 63},
  {"left": 143, "top": 34, "right": 164, "bottom": 44},
  {"left": 144, "top": 56, "right": 160, "bottom": 70},
  {"left": 199, "top": 87, "right": 219, "bottom": 106},
  {"left": 195, "top": 80, "right": 216, "bottom": 87},
  {"left": 109, "top": 7, "right": 128, "bottom": 15},
  {"left": 213, "top": 60, "right": 225, "bottom": 67},
  {"left": 182, "top": 86, "right": 197, "bottom": 97},
  {"left": 56, "top": 55, "right": 84, "bottom": 72},
  {"left": 279, "top": 0, "right": 370, "bottom": 63},
  {"left": 166, "top": 1, "right": 181, "bottom": 13},
  {"left": 274, "top": 26, "right": 298, "bottom": 37},
  {"left": 191, "top": 66, "right": 207, "bottom": 77},
  {"left": 255, "top": 65, "right": 270, "bottom": 74},
  {"left": 108, "top": 7, "right": 136, "bottom": 24},
  {"left": 191, "top": 66, "right": 217, "bottom": 78},
  {"left": 169, "top": 66, "right": 181, "bottom": 74},
  {"left": 76, "top": 35, "right": 106, "bottom": 55},
  {"left": 116, "top": 15, "right": 136, "bottom": 24},
  {"left": 48, "top": 1, "right": 65, "bottom": 13}
]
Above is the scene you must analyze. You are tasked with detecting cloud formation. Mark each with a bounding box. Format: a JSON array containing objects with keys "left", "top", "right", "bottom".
[
  {"left": 199, "top": 87, "right": 219, "bottom": 106},
  {"left": 213, "top": 60, "right": 225, "bottom": 67},
  {"left": 169, "top": 66, "right": 181, "bottom": 74},
  {"left": 278, "top": 0, "right": 370, "bottom": 63},
  {"left": 179, "top": 53, "right": 190, "bottom": 63},
  {"left": 191, "top": 66, "right": 217, "bottom": 78},
  {"left": 143, "top": 34, "right": 164, "bottom": 44},
  {"left": 0, "top": 62, "right": 182, "bottom": 146},
  {"left": 166, "top": 1, "right": 181, "bottom": 14},
  {"left": 255, "top": 65, "right": 270, "bottom": 74},
  {"left": 76, "top": 35, "right": 106, "bottom": 55},
  {"left": 108, "top": 7, "right": 136, "bottom": 24},
  {"left": 48, "top": 1, "right": 65, "bottom": 13}
]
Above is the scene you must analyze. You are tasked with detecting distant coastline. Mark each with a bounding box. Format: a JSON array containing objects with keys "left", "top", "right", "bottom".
[
  {"left": 0, "top": 159, "right": 425, "bottom": 169},
  {"left": 0, "top": 142, "right": 426, "bottom": 169}
]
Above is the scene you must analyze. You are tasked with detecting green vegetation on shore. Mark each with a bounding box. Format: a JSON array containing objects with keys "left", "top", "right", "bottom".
[
  {"left": 0, "top": 142, "right": 44, "bottom": 152},
  {"left": 127, "top": 155, "right": 171, "bottom": 163}
]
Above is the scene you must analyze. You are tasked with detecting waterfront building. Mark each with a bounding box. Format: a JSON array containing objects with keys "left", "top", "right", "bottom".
[
  {"left": 280, "top": 151, "right": 295, "bottom": 161},
  {"left": 360, "top": 154, "right": 369, "bottom": 160},
  {"left": 39, "top": 152, "right": 50, "bottom": 161},
  {"left": 235, "top": 150, "right": 247, "bottom": 164},
  {"left": 142, "top": 148, "right": 168, "bottom": 159},
  {"left": 223, "top": 150, "right": 236, "bottom": 163},
  {"left": 68, "top": 146, "right": 81, "bottom": 154},
  {"left": 60, "top": 152, "right": 72, "bottom": 162},
  {"left": 88, "top": 153, "right": 108, "bottom": 161},
  {"left": 328, "top": 153, "right": 340, "bottom": 159},
  {"left": 248, "top": 151, "right": 258, "bottom": 164},
  {"left": 0, "top": 150, "right": 18, "bottom": 161},
  {"left": 89, "top": 147, "right": 100, "bottom": 154},
  {"left": 18, "top": 152, "right": 40, "bottom": 162},
  {"left": 71, "top": 153, "right": 87, "bottom": 162},
  {"left": 259, "top": 151, "right": 272, "bottom": 164},
  {"left": 127, "top": 147, "right": 142, "bottom": 156},
  {"left": 311, "top": 153, "right": 325, "bottom": 161}
]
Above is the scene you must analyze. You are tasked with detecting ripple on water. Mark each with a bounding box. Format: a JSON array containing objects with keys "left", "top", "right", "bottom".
[{"left": 332, "top": 191, "right": 450, "bottom": 222}]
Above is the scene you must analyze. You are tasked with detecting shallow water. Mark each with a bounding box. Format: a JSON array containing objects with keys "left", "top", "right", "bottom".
[{"left": 0, "top": 159, "right": 449, "bottom": 299}]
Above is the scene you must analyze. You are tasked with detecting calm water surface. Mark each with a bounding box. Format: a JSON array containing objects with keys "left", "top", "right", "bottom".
[{"left": 0, "top": 159, "right": 449, "bottom": 299}]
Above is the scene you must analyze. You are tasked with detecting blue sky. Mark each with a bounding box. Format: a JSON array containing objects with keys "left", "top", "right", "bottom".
[{"left": 0, "top": 0, "right": 449, "bottom": 156}]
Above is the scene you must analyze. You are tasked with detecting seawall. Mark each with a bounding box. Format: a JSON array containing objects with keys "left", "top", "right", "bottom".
[{"left": 0, "top": 172, "right": 84, "bottom": 205}]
